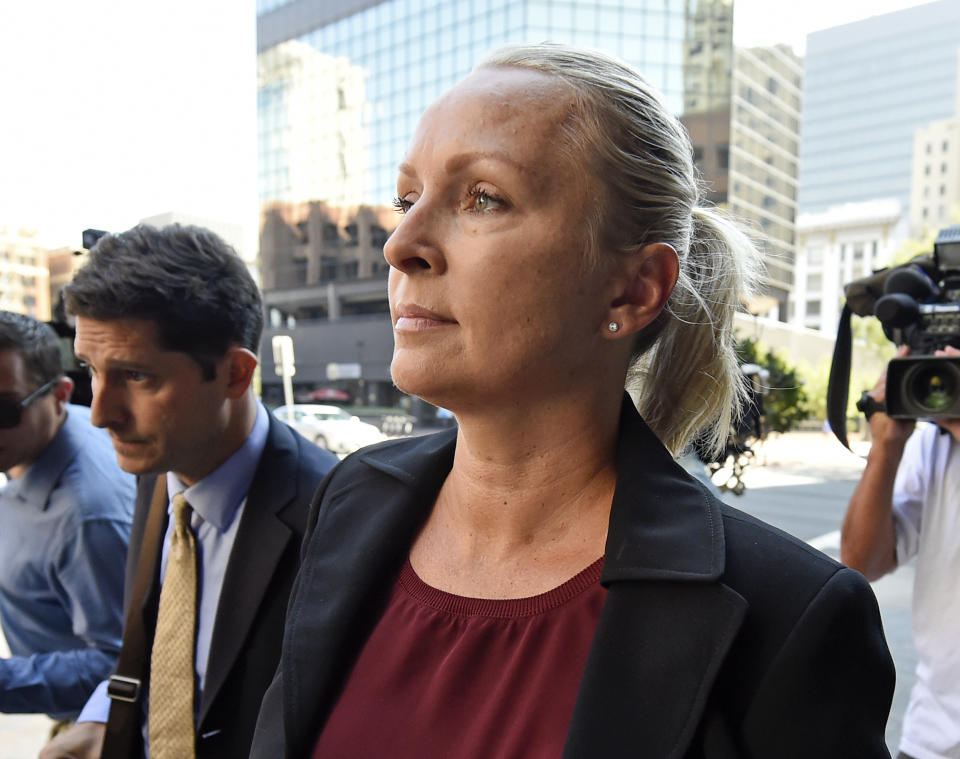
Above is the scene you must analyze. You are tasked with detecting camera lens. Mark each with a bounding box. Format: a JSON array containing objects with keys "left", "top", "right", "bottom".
[{"left": 907, "top": 362, "right": 958, "bottom": 413}]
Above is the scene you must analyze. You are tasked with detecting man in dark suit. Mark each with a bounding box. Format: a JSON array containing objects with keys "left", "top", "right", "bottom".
[{"left": 40, "top": 224, "right": 338, "bottom": 759}]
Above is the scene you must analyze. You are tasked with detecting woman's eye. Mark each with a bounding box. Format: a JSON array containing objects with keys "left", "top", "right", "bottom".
[
  {"left": 468, "top": 188, "right": 504, "bottom": 213},
  {"left": 392, "top": 196, "right": 413, "bottom": 214}
]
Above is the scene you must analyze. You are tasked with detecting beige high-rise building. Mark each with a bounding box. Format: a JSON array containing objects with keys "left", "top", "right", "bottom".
[
  {"left": 0, "top": 227, "right": 52, "bottom": 320},
  {"left": 909, "top": 116, "right": 960, "bottom": 237},
  {"left": 728, "top": 44, "right": 803, "bottom": 319}
]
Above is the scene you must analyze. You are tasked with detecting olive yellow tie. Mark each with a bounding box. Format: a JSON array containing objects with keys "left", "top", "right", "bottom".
[{"left": 149, "top": 493, "right": 197, "bottom": 758}]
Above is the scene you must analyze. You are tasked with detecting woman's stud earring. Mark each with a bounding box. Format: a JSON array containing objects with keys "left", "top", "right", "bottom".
[{"left": 608, "top": 322, "right": 620, "bottom": 333}]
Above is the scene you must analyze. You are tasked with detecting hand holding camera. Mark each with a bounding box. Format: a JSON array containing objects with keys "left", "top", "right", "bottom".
[
  {"left": 873, "top": 227, "right": 960, "bottom": 419},
  {"left": 831, "top": 225, "right": 960, "bottom": 449},
  {"left": 862, "top": 345, "right": 917, "bottom": 449}
]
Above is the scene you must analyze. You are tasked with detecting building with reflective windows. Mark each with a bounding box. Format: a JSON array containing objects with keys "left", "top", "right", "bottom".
[
  {"left": 257, "top": 0, "right": 795, "bottom": 412},
  {"left": 258, "top": 0, "right": 733, "bottom": 207}
]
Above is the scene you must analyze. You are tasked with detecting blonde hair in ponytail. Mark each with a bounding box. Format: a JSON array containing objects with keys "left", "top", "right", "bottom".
[
  {"left": 479, "top": 43, "right": 764, "bottom": 455},
  {"left": 630, "top": 207, "right": 763, "bottom": 455}
]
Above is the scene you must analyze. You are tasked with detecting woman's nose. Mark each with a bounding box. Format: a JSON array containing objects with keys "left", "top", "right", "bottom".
[{"left": 383, "top": 201, "right": 447, "bottom": 275}]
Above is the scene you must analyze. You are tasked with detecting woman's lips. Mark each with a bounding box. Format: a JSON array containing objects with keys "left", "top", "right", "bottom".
[{"left": 394, "top": 304, "right": 456, "bottom": 331}]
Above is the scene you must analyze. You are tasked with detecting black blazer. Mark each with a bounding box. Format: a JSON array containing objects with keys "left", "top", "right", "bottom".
[
  {"left": 103, "top": 412, "right": 338, "bottom": 759},
  {"left": 251, "top": 402, "right": 895, "bottom": 758}
]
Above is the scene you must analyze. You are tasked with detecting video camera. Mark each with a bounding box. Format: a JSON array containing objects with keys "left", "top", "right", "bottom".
[{"left": 827, "top": 225, "right": 960, "bottom": 447}]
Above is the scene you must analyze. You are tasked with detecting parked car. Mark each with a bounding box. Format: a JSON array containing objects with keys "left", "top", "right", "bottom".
[
  {"left": 340, "top": 406, "right": 417, "bottom": 436},
  {"left": 274, "top": 404, "right": 387, "bottom": 454}
]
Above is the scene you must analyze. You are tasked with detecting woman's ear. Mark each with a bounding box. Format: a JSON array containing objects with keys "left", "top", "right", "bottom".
[
  {"left": 223, "top": 347, "right": 259, "bottom": 399},
  {"left": 603, "top": 243, "right": 679, "bottom": 337}
]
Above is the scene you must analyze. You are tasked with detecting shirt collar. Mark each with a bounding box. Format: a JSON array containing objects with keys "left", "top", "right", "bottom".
[
  {"left": 166, "top": 403, "right": 269, "bottom": 531},
  {"left": 5, "top": 407, "right": 85, "bottom": 510}
]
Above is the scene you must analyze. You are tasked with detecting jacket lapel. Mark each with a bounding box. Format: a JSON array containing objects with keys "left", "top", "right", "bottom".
[
  {"left": 283, "top": 429, "right": 457, "bottom": 757},
  {"left": 563, "top": 581, "right": 746, "bottom": 758},
  {"left": 198, "top": 417, "right": 301, "bottom": 722},
  {"left": 563, "top": 400, "right": 747, "bottom": 757}
]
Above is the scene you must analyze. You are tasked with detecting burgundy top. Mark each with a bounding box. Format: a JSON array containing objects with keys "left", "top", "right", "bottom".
[{"left": 313, "top": 557, "right": 607, "bottom": 759}]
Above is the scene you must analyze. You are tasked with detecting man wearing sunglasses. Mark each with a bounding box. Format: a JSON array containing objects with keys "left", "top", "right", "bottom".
[{"left": 0, "top": 311, "right": 135, "bottom": 725}]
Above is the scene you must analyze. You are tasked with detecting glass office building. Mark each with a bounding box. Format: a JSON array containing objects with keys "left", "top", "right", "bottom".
[
  {"left": 257, "top": 0, "right": 733, "bottom": 209},
  {"left": 255, "top": 0, "right": 736, "bottom": 402},
  {"left": 798, "top": 0, "right": 960, "bottom": 216}
]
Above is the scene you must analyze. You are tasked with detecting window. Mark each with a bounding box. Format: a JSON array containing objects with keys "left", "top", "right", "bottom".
[
  {"left": 807, "top": 273, "right": 822, "bottom": 290},
  {"left": 942, "top": 185, "right": 947, "bottom": 196},
  {"left": 370, "top": 225, "right": 388, "bottom": 248},
  {"left": 943, "top": 163, "right": 949, "bottom": 174},
  {"left": 925, "top": 165, "right": 931, "bottom": 176},
  {"left": 943, "top": 140, "right": 950, "bottom": 152},
  {"left": 344, "top": 223, "right": 358, "bottom": 246},
  {"left": 717, "top": 145, "right": 729, "bottom": 169},
  {"left": 806, "top": 300, "right": 821, "bottom": 317}
]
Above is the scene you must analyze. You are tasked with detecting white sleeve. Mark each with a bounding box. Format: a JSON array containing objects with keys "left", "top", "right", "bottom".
[{"left": 891, "top": 425, "right": 934, "bottom": 565}]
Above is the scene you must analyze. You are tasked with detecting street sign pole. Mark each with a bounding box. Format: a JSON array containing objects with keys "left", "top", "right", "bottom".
[{"left": 272, "top": 335, "right": 296, "bottom": 421}]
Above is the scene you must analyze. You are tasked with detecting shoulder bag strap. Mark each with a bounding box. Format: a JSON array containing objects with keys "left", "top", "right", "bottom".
[{"left": 102, "top": 476, "right": 169, "bottom": 759}]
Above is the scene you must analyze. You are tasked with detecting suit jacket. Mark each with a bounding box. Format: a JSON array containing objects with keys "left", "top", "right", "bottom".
[
  {"left": 103, "top": 412, "right": 338, "bottom": 759},
  {"left": 251, "top": 401, "right": 895, "bottom": 759}
]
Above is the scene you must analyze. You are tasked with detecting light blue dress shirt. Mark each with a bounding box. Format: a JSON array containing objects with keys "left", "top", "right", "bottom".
[
  {"left": 0, "top": 405, "right": 135, "bottom": 719},
  {"left": 78, "top": 403, "right": 269, "bottom": 745}
]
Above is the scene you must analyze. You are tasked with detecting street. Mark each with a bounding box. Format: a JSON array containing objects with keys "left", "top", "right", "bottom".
[{"left": 0, "top": 431, "right": 916, "bottom": 756}]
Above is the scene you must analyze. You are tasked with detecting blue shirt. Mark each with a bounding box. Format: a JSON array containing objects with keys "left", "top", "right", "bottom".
[
  {"left": 78, "top": 403, "right": 270, "bottom": 746},
  {"left": 0, "top": 405, "right": 135, "bottom": 719}
]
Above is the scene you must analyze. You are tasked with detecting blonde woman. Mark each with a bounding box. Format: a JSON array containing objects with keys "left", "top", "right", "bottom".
[{"left": 252, "top": 44, "right": 894, "bottom": 758}]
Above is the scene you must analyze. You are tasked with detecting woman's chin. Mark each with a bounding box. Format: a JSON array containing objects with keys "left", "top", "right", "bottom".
[{"left": 391, "top": 361, "right": 459, "bottom": 409}]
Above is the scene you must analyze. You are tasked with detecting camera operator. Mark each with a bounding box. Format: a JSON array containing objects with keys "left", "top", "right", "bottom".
[{"left": 842, "top": 343, "right": 960, "bottom": 759}]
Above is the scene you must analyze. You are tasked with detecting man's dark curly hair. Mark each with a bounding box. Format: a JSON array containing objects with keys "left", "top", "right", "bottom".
[
  {"left": 0, "top": 311, "right": 63, "bottom": 388},
  {"left": 63, "top": 224, "right": 263, "bottom": 381}
]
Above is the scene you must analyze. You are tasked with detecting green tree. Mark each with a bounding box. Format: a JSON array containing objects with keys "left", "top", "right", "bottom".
[{"left": 735, "top": 338, "right": 812, "bottom": 433}]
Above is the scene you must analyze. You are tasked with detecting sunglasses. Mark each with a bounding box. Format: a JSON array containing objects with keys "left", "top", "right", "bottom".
[{"left": 0, "top": 378, "right": 58, "bottom": 429}]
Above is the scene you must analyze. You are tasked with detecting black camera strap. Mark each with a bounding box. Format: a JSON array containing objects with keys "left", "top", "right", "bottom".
[{"left": 827, "top": 303, "right": 854, "bottom": 450}]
